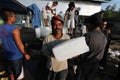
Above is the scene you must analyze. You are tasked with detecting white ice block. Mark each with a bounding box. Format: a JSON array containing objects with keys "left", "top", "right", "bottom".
[
  {"left": 35, "top": 27, "right": 52, "bottom": 38},
  {"left": 52, "top": 37, "right": 89, "bottom": 61},
  {"left": 40, "top": 27, "right": 52, "bottom": 37},
  {"left": 35, "top": 28, "right": 40, "bottom": 38}
]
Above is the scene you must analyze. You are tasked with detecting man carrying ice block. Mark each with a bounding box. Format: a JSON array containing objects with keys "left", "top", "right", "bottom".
[{"left": 41, "top": 15, "right": 70, "bottom": 80}]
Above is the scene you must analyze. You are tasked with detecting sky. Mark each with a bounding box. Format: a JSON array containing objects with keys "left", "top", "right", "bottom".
[{"left": 102, "top": 0, "right": 120, "bottom": 10}]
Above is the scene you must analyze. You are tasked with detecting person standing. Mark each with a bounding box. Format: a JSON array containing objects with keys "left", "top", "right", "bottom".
[
  {"left": 64, "top": 2, "right": 79, "bottom": 36},
  {"left": 73, "top": 7, "right": 81, "bottom": 35},
  {"left": 41, "top": 15, "right": 70, "bottom": 80},
  {"left": 0, "top": 8, "right": 30, "bottom": 80},
  {"left": 99, "top": 20, "right": 112, "bottom": 70},
  {"left": 74, "top": 7, "right": 80, "bottom": 28},
  {"left": 42, "top": 1, "right": 58, "bottom": 27},
  {"left": 74, "top": 12, "right": 107, "bottom": 80}
]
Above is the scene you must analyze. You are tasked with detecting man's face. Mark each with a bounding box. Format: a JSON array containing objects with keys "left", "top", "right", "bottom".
[
  {"left": 102, "top": 21, "right": 107, "bottom": 28},
  {"left": 53, "top": 3, "right": 58, "bottom": 7},
  {"left": 52, "top": 20, "right": 63, "bottom": 35},
  {"left": 101, "top": 21, "right": 107, "bottom": 30},
  {"left": 9, "top": 12, "right": 16, "bottom": 23},
  {"left": 69, "top": 6, "right": 74, "bottom": 11}
]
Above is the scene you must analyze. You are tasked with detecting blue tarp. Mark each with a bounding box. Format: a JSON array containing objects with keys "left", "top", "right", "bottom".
[{"left": 28, "top": 3, "right": 41, "bottom": 28}]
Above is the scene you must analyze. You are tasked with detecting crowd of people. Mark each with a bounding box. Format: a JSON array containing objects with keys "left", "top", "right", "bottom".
[
  {"left": 42, "top": 1, "right": 84, "bottom": 37},
  {"left": 0, "top": 1, "right": 119, "bottom": 80}
]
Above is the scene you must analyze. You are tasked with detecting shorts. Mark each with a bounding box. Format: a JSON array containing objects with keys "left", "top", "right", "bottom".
[
  {"left": 4, "top": 58, "right": 23, "bottom": 79},
  {"left": 66, "top": 18, "right": 75, "bottom": 29},
  {"left": 43, "top": 8, "right": 49, "bottom": 19}
]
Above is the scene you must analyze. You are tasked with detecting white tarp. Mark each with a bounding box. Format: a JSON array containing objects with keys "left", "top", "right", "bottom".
[{"left": 18, "top": 0, "right": 101, "bottom": 16}]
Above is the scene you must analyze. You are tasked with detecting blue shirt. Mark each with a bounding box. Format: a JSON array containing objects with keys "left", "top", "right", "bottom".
[{"left": 0, "top": 24, "right": 23, "bottom": 60}]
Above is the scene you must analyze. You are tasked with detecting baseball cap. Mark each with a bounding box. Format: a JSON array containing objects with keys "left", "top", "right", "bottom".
[{"left": 51, "top": 15, "right": 63, "bottom": 24}]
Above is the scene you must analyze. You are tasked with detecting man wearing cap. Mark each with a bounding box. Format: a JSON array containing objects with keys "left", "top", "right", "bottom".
[
  {"left": 41, "top": 15, "right": 70, "bottom": 80},
  {"left": 74, "top": 12, "right": 107, "bottom": 80}
]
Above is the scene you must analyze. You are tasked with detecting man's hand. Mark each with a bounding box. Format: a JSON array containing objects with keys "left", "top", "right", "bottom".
[
  {"left": 24, "top": 54, "right": 31, "bottom": 60},
  {"left": 51, "top": 9, "right": 56, "bottom": 15}
]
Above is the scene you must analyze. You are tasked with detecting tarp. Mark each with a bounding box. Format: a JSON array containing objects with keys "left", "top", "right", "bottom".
[
  {"left": 0, "top": 0, "right": 28, "bottom": 14},
  {"left": 28, "top": 3, "right": 41, "bottom": 28}
]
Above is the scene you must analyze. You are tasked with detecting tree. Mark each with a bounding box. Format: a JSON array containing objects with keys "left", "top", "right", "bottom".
[{"left": 103, "top": 4, "right": 117, "bottom": 19}]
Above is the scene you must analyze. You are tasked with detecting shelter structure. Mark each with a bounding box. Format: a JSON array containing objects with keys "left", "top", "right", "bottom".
[
  {"left": 0, "top": 0, "right": 29, "bottom": 14},
  {"left": 18, "top": 0, "right": 111, "bottom": 16}
]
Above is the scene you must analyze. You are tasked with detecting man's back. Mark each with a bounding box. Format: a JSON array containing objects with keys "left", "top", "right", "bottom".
[
  {"left": 0, "top": 24, "right": 23, "bottom": 60},
  {"left": 83, "top": 30, "right": 107, "bottom": 63}
]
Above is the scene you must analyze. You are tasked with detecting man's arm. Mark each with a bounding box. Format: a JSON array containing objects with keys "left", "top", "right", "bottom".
[
  {"left": 41, "top": 41, "right": 51, "bottom": 57},
  {"left": 12, "top": 28, "right": 30, "bottom": 60},
  {"left": 46, "top": 2, "right": 56, "bottom": 15}
]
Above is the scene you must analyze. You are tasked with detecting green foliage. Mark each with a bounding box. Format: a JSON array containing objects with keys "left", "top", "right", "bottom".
[{"left": 103, "top": 4, "right": 120, "bottom": 19}]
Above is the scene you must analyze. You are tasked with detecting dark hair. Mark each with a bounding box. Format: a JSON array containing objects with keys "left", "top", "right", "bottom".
[
  {"left": 106, "top": 23, "right": 112, "bottom": 29},
  {"left": 0, "top": 8, "right": 14, "bottom": 22},
  {"left": 68, "top": 2, "right": 75, "bottom": 7},
  {"left": 103, "top": 18, "right": 107, "bottom": 22},
  {"left": 53, "top": 1, "right": 58, "bottom": 4},
  {"left": 85, "top": 12, "right": 103, "bottom": 27}
]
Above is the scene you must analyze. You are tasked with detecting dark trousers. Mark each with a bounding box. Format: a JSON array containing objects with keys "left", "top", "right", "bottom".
[
  {"left": 99, "top": 43, "right": 109, "bottom": 68},
  {"left": 75, "top": 62, "right": 99, "bottom": 80},
  {"left": 48, "top": 69, "right": 68, "bottom": 80},
  {"left": 3, "top": 58, "right": 23, "bottom": 79},
  {"left": 117, "top": 62, "right": 120, "bottom": 80},
  {"left": 0, "top": 56, "right": 4, "bottom": 71},
  {"left": 100, "top": 38, "right": 111, "bottom": 69}
]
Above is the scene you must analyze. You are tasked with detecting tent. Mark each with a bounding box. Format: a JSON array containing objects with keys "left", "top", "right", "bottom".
[{"left": 0, "top": 0, "right": 28, "bottom": 14}]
